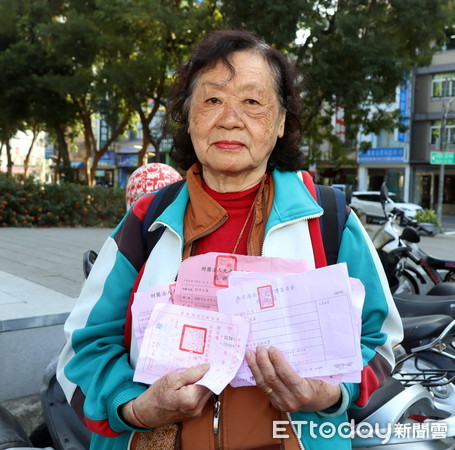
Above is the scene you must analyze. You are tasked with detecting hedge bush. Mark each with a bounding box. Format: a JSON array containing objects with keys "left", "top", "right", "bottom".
[{"left": 0, "top": 173, "right": 126, "bottom": 227}]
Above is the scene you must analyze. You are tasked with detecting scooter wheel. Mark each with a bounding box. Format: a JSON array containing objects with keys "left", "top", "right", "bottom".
[{"left": 396, "top": 270, "right": 420, "bottom": 294}]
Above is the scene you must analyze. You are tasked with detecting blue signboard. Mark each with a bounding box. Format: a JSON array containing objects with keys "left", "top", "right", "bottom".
[
  {"left": 100, "top": 151, "right": 115, "bottom": 163},
  {"left": 398, "top": 81, "right": 410, "bottom": 143},
  {"left": 118, "top": 154, "right": 138, "bottom": 167},
  {"left": 357, "top": 147, "right": 406, "bottom": 163}
]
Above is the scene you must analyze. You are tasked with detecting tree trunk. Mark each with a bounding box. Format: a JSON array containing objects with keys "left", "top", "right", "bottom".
[
  {"left": 3, "top": 126, "right": 14, "bottom": 176},
  {"left": 0, "top": 138, "right": 4, "bottom": 171},
  {"left": 53, "top": 124, "right": 72, "bottom": 183},
  {"left": 90, "top": 110, "right": 132, "bottom": 186},
  {"left": 23, "top": 124, "right": 39, "bottom": 179},
  {"left": 137, "top": 76, "right": 166, "bottom": 166},
  {"left": 80, "top": 109, "right": 95, "bottom": 185},
  {"left": 6, "top": 140, "right": 13, "bottom": 176},
  {"left": 137, "top": 108, "right": 154, "bottom": 166}
]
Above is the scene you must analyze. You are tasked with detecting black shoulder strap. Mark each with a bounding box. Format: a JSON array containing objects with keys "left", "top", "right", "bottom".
[
  {"left": 142, "top": 179, "right": 186, "bottom": 257},
  {"left": 314, "top": 185, "right": 350, "bottom": 265}
]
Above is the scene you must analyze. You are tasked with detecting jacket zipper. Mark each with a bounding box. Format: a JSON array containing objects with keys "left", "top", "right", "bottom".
[
  {"left": 213, "top": 394, "right": 222, "bottom": 449},
  {"left": 152, "top": 220, "right": 227, "bottom": 450},
  {"left": 286, "top": 412, "right": 305, "bottom": 450},
  {"left": 261, "top": 213, "right": 323, "bottom": 256}
]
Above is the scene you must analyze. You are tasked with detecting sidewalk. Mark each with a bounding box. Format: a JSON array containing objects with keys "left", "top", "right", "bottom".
[
  {"left": 0, "top": 227, "right": 112, "bottom": 433},
  {"left": 0, "top": 227, "right": 113, "bottom": 298}
]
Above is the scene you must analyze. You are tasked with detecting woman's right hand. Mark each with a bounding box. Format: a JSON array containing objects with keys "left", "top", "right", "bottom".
[{"left": 120, "top": 363, "right": 212, "bottom": 429}]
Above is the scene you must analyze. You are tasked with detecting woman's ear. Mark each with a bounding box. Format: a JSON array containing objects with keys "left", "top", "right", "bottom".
[{"left": 277, "top": 109, "right": 286, "bottom": 138}]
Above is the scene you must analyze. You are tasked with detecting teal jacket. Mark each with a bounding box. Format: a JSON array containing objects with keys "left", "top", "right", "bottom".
[{"left": 57, "top": 170, "right": 403, "bottom": 449}]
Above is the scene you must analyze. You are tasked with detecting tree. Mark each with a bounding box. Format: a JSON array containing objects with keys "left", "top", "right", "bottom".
[
  {"left": 92, "top": 0, "right": 220, "bottom": 167},
  {"left": 33, "top": 1, "right": 127, "bottom": 185},
  {"left": 220, "top": 0, "right": 453, "bottom": 167},
  {"left": 0, "top": 1, "right": 31, "bottom": 175},
  {"left": 0, "top": 0, "right": 221, "bottom": 184},
  {"left": 0, "top": 0, "right": 78, "bottom": 181},
  {"left": 33, "top": 0, "right": 220, "bottom": 185}
]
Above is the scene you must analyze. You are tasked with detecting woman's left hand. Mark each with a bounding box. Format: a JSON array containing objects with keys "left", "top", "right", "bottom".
[{"left": 245, "top": 346, "right": 341, "bottom": 413}]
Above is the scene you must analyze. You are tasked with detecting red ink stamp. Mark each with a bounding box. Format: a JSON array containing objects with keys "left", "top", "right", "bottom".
[
  {"left": 213, "top": 255, "right": 238, "bottom": 287},
  {"left": 179, "top": 324, "right": 207, "bottom": 354},
  {"left": 257, "top": 285, "right": 275, "bottom": 309}
]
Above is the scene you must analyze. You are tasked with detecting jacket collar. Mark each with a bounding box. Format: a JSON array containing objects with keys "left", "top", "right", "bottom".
[
  {"left": 266, "top": 170, "right": 323, "bottom": 233},
  {"left": 154, "top": 167, "right": 323, "bottom": 239}
]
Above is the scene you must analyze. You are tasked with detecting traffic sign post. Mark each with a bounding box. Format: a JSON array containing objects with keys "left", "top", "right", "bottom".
[{"left": 430, "top": 152, "right": 455, "bottom": 165}]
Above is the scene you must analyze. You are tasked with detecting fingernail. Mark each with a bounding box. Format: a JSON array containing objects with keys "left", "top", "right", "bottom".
[
  {"left": 200, "top": 363, "right": 210, "bottom": 371},
  {"left": 245, "top": 349, "right": 253, "bottom": 359}
]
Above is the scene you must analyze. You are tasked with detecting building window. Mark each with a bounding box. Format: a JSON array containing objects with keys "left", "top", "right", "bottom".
[
  {"left": 430, "top": 120, "right": 455, "bottom": 145},
  {"left": 432, "top": 73, "right": 455, "bottom": 98}
]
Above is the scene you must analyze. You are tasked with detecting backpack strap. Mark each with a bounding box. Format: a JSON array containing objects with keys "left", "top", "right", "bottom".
[
  {"left": 142, "top": 179, "right": 186, "bottom": 257},
  {"left": 124, "top": 179, "right": 186, "bottom": 350},
  {"left": 300, "top": 172, "right": 328, "bottom": 268},
  {"left": 300, "top": 171, "right": 350, "bottom": 267},
  {"left": 315, "top": 185, "right": 350, "bottom": 265}
]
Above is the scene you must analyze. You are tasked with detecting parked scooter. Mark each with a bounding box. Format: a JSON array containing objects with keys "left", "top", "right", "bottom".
[
  {"left": 394, "top": 315, "right": 455, "bottom": 414},
  {"left": 349, "top": 315, "right": 455, "bottom": 449},
  {"left": 372, "top": 183, "right": 455, "bottom": 295}
]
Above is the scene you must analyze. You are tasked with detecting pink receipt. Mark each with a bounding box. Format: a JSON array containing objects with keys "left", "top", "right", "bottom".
[{"left": 133, "top": 303, "right": 250, "bottom": 394}]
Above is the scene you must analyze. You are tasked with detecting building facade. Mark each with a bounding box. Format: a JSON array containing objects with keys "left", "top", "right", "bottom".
[
  {"left": 356, "top": 81, "right": 412, "bottom": 200},
  {"left": 410, "top": 48, "right": 455, "bottom": 213},
  {"left": 354, "top": 45, "right": 455, "bottom": 213}
]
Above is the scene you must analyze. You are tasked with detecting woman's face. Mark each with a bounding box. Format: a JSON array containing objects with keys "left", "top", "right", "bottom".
[{"left": 187, "top": 50, "right": 286, "bottom": 189}]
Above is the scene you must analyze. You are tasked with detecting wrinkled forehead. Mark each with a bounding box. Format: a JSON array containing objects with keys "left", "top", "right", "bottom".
[{"left": 188, "top": 50, "right": 282, "bottom": 103}]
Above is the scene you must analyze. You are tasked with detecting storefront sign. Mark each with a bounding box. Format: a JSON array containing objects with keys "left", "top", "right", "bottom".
[
  {"left": 118, "top": 154, "right": 139, "bottom": 167},
  {"left": 357, "top": 147, "right": 406, "bottom": 163},
  {"left": 398, "top": 81, "right": 411, "bottom": 143},
  {"left": 430, "top": 151, "right": 455, "bottom": 165}
]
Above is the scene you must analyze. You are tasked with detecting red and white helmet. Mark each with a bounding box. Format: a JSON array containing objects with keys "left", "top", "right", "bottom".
[{"left": 126, "top": 163, "right": 183, "bottom": 209}]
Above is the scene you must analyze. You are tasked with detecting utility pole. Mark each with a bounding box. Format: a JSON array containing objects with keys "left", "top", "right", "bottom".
[{"left": 437, "top": 94, "right": 455, "bottom": 225}]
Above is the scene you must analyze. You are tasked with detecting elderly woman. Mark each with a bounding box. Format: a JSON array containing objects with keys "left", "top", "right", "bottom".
[{"left": 58, "top": 30, "right": 402, "bottom": 449}]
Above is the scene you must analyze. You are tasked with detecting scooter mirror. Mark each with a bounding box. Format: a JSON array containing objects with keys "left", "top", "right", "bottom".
[
  {"left": 345, "top": 186, "right": 352, "bottom": 205},
  {"left": 379, "top": 182, "right": 389, "bottom": 216},
  {"left": 400, "top": 226, "right": 420, "bottom": 243},
  {"left": 379, "top": 182, "right": 389, "bottom": 205}
]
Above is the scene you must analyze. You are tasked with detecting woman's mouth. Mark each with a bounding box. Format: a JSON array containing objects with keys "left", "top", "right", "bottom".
[{"left": 213, "top": 140, "right": 245, "bottom": 150}]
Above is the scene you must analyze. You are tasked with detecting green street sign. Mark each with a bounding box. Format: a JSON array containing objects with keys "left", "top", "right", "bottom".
[{"left": 430, "top": 152, "right": 455, "bottom": 165}]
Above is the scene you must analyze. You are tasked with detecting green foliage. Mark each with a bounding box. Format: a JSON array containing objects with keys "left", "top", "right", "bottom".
[
  {"left": 1, "top": 0, "right": 454, "bottom": 179},
  {"left": 0, "top": 173, "right": 126, "bottom": 227},
  {"left": 415, "top": 209, "right": 439, "bottom": 226},
  {"left": 220, "top": 0, "right": 454, "bottom": 160}
]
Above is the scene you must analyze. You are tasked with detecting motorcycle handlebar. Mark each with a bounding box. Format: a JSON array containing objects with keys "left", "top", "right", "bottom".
[
  {"left": 390, "top": 209, "right": 420, "bottom": 228},
  {"left": 391, "top": 207, "right": 405, "bottom": 216}
]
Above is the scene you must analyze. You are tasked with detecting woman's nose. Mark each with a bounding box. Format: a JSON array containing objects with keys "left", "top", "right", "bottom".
[{"left": 216, "top": 103, "right": 244, "bottom": 129}]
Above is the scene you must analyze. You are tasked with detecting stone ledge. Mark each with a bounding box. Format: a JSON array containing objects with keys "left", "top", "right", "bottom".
[
  {"left": 0, "top": 271, "right": 76, "bottom": 325},
  {"left": 0, "top": 272, "right": 75, "bottom": 403}
]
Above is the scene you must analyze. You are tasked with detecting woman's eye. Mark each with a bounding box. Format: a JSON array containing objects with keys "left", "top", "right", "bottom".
[
  {"left": 245, "top": 99, "right": 259, "bottom": 105},
  {"left": 206, "top": 97, "right": 220, "bottom": 104}
]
